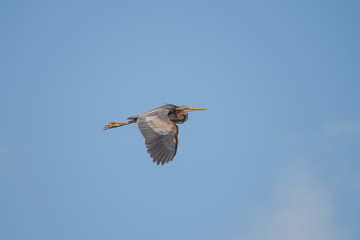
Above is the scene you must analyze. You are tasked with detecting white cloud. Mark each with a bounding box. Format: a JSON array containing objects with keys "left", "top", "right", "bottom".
[
  {"left": 232, "top": 164, "right": 346, "bottom": 240},
  {"left": 323, "top": 121, "right": 360, "bottom": 137}
]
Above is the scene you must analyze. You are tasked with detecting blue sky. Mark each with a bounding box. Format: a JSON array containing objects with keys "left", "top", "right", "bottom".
[{"left": 1, "top": 1, "right": 359, "bottom": 239}]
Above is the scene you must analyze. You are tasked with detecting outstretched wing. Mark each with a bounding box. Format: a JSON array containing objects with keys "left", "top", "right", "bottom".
[{"left": 137, "top": 108, "right": 178, "bottom": 165}]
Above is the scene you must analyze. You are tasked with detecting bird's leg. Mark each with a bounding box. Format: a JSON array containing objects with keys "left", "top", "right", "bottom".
[{"left": 103, "top": 120, "right": 136, "bottom": 130}]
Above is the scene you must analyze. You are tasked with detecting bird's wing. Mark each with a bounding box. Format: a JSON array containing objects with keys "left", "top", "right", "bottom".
[{"left": 137, "top": 108, "right": 178, "bottom": 165}]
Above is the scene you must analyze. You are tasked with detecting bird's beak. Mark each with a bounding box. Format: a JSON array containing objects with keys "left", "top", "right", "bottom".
[{"left": 185, "top": 107, "right": 208, "bottom": 112}]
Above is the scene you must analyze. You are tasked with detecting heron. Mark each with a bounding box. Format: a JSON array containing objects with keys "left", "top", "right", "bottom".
[{"left": 104, "top": 104, "right": 207, "bottom": 165}]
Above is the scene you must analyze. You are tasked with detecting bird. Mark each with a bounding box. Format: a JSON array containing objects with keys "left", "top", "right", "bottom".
[{"left": 104, "top": 104, "right": 207, "bottom": 165}]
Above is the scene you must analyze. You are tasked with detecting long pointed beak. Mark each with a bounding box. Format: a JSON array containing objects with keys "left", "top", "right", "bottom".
[{"left": 186, "top": 107, "right": 208, "bottom": 112}]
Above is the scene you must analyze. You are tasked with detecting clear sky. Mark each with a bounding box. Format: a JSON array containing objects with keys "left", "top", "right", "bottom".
[{"left": 1, "top": 1, "right": 359, "bottom": 240}]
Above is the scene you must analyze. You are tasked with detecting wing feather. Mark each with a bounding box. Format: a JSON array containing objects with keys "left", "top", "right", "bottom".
[{"left": 137, "top": 108, "right": 179, "bottom": 165}]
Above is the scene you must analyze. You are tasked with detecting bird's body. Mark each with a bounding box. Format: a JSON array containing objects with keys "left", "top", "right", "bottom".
[{"left": 104, "top": 104, "right": 207, "bottom": 165}]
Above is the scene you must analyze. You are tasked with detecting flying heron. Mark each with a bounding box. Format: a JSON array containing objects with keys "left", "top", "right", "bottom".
[{"left": 104, "top": 104, "right": 207, "bottom": 165}]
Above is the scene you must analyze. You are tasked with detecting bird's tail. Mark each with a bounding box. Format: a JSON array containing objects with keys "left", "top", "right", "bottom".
[{"left": 103, "top": 120, "right": 136, "bottom": 130}]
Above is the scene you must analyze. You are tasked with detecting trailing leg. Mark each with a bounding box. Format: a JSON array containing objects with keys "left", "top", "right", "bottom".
[{"left": 103, "top": 120, "right": 136, "bottom": 130}]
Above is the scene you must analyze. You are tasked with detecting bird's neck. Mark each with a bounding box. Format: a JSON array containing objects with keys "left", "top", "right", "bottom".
[{"left": 169, "top": 112, "right": 188, "bottom": 124}]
